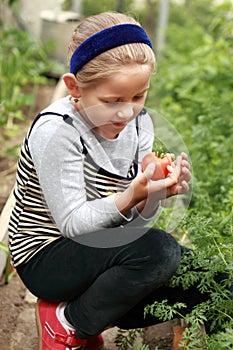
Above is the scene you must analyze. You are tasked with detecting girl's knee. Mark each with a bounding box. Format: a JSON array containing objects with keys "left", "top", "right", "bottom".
[{"left": 140, "top": 228, "right": 181, "bottom": 283}]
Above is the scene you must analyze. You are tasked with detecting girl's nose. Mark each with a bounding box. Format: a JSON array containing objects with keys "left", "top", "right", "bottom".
[{"left": 117, "top": 106, "right": 134, "bottom": 119}]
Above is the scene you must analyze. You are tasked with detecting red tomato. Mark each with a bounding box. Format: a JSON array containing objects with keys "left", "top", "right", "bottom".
[{"left": 141, "top": 152, "right": 171, "bottom": 180}]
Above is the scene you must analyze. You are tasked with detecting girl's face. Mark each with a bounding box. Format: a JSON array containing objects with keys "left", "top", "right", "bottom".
[{"left": 76, "top": 64, "right": 151, "bottom": 139}]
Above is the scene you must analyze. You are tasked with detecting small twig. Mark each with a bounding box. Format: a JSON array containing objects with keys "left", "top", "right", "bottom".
[{"left": 212, "top": 238, "right": 228, "bottom": 267}]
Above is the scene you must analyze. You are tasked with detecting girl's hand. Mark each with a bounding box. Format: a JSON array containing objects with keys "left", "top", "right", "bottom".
[
  {"left": 137, "top": 152, "right": 191, "bottom": 201},
  {"left": 165, "top": 152, "right": 192, "bottom": 198},
  {"left": 115, "top": 152, "right": 191, "bottom": 215},
  {"left": 115, "top": 157, "right": 180, "bottom": 215}
]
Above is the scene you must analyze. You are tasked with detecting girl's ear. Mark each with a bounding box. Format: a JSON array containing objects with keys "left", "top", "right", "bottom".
[{"left": 62, "top": 73, "right": 81, "bottom": 98}]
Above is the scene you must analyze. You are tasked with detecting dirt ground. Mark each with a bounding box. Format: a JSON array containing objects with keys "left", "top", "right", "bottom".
[
  {"left": 0, "top": 84, "right": 179, "bottom": 350},
  {"left": 0, "top": 273, "right": 179, "bottom": 350}
]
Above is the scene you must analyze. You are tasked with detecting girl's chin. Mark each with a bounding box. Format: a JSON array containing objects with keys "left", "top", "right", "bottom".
[{"left": 93, "top": 124, "right": 127, "bottom": 139}]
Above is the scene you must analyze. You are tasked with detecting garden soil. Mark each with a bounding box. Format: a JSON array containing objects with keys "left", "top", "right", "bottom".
[{"left": 0, "top": 84, "right": 178, "bottom": 350}]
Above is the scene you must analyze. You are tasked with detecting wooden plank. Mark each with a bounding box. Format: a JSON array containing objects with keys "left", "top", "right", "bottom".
[{"left": 0, "top": 189, "right": 15, "bottom": 278}]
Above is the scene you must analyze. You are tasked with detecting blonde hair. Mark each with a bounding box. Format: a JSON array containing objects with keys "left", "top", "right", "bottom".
[{"left": 68, "top": 12, "right": 156, "bottom": 88}]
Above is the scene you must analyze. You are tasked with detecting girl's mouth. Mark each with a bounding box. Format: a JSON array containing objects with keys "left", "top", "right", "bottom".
[{"left": 112, "top": 121, "right": 127, "bottom": 127}]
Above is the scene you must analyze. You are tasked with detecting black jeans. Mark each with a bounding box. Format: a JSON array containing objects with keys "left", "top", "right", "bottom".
[{"left": 16, "top": 226, "right": 210, "bottom": 339}]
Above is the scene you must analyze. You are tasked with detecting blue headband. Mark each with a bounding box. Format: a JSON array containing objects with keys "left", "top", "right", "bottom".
[{"left": 70, "top": 23, "right": 153, "bottom": 75}]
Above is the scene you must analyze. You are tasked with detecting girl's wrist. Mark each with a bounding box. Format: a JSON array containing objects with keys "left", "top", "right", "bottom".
[
  {"left": 115, "top": 187, "right": 138, "bottom": 216},
  {"left": 136, "top": 197, "right": 160, "bottom": 216}
]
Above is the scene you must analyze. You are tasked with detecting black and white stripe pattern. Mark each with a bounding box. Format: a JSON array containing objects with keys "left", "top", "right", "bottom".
[
  {"left": 8, "top": 136, "right": 61, "bottom": 267},
  {"left": 82, "top": 145, "right": 137, "bottom": 200},
  {"left": 9, "top": 113, "right": 138, "bottom": 267}
]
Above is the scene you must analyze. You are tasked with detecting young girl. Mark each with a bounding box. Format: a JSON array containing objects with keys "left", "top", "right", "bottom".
[{"left": 8, "top": 11, "right": 194, "bottom": 350}]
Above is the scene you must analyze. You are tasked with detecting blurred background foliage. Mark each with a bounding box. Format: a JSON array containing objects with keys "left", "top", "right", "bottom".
[
  {"left": 146, "top": 0, "right": 233, "bottom": 220},
  {"left": 0, "top": 0, "right": 232, "bottom": 347}
]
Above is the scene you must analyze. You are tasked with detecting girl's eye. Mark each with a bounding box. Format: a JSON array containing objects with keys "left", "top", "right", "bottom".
[
  {"left": 102, "top": 100, "right": 119, "bottom": 106},
  {"left": 134, "top": 95, "right": 144, "bottom": 101}
]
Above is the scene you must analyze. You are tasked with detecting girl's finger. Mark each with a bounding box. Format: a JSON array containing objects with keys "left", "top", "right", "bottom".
[
  {"left": 180, "top": 167, "right": 192, "bottom": 182},
  {"left": 175, "top": 155, "right": 182, "bottom": 176},
  {"left": 144, "top": 162, "right": 156, "bottom": 179},
  {"left": 181, "top": 160, "right": 191, "bottom": 169},
  {"left": 138, "top": 162, "right": 156, "bottom": 185},
  {"left": 178, "top": 180, "right": 189, "bottom": 194},
  {"left": 181, "top": 152, "right": 189, "bottom": 160}
]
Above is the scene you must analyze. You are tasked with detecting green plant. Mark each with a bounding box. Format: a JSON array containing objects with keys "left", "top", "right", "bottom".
[
  {"left": 82, "top": 0, "right": 134, "bottom": 17},
  {"left": 147, "top": 1, "right": 233, "bottom": 213},
  {"left": 0, "top": 27, "right": 51, "bottom": 129},
  {"left": 114, "top": 328, "right": 143, "bottom": 350},
  {"left": 142, "top": 1, "right": 233, "bottom": 349},
  {"left": 0, "top": 0, "right": 63, "bottom": 132},
  {"left": 143, "top": 246, "right": 233, "bottom": 349},
  {"left": 0, "top": 242, "right": 15, "bottom": 283},
  {"left": 135, "top": 344, "right": 159, "bottom": 350}
]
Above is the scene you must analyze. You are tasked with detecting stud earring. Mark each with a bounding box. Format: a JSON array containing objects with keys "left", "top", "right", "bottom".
[{"left": 69, "top": 96, "right": 79, "bottom": 103}]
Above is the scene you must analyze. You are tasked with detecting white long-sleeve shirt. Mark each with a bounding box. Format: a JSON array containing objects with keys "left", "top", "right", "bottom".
[{"left": 9, "top": 96, "right": 156, "bottom": 266}]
